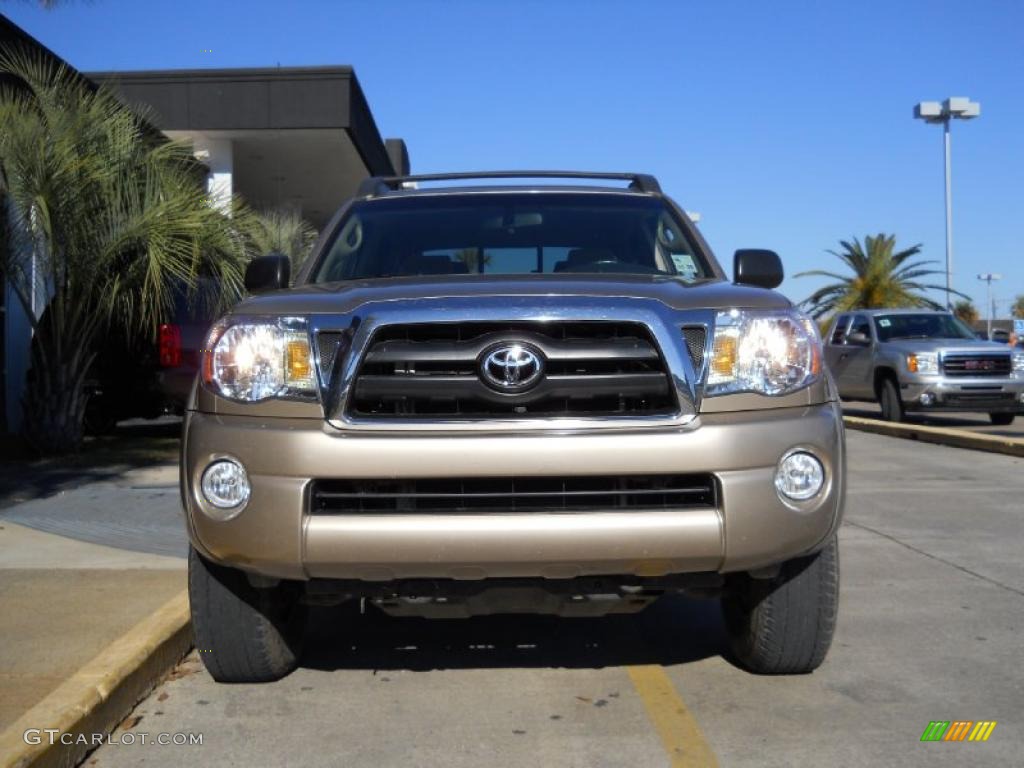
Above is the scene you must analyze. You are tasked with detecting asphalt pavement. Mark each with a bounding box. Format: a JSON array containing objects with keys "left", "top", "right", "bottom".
[
  {"left": 75, "top": 430, "right": 1020, "bottom": 768},
  {"left": 0, "top": 464, "right": 185, "bottom": 558}
]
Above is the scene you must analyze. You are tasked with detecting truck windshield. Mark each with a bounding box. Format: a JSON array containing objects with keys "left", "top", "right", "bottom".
[
  {"left": 874, "top": 313, "right": 976, "bottom": 341},
  {"left": 311, "top": 193, "right": 711, "bottom": 283}
]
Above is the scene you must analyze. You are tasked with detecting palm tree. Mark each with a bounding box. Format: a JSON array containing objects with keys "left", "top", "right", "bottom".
[
  {"left": 453, "top": 247, "right": 491, "bottom": 273},
  {"left": 953, "top": 300, "right": 979, "bottom": 325},
  {"left": 0, "top": 51, "right": 246, "bottom": 453},
  {"left": 796, "top": 234, "right": 964, "bottom": 319},
  {"left": 1012, "top": 295, "right": 1024, "bottom": 320},
  {"left": 243, "top": 208, "right": 318, "bottom": 272}
]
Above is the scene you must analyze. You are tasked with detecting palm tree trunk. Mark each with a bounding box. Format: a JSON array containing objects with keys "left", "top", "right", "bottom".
[{"left": 21, "top": 317, "right": 94, "bottom": 454}]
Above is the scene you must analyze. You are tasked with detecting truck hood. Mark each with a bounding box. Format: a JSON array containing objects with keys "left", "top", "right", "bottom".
[
  {"left": 881, "top": 338, "right": 1011, "bottom": 355},
  {"left": 231, "top": 275, "right": 791, "bottom": 316}
]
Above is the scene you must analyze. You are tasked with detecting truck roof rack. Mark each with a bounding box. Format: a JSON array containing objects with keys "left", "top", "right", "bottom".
[{"left": 355, "top": 170, "right": 662, "bottom": 198}]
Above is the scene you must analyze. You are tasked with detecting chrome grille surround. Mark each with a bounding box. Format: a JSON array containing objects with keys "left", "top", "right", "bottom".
[{"left": 310, "top": 296, "right": 714, "bottom": 432}]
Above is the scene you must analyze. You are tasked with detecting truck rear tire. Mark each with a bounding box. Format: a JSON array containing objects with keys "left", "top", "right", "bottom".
[
  {"left": 989, "top": 413, "right": 1015, "bottom": 426},
  {"left": 879, "top": 378, "right": 905, "bottom": 422},
  {"left": 189, "top": 547, "right": 306, "bottom": 683},
  {"left": 722, "top": 535, "right": 839, "bottom": 675}
]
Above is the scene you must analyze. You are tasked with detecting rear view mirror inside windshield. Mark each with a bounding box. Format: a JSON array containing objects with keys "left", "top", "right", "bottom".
[{"left": 481, "top": 212, "right": 543, "bottom": 229}]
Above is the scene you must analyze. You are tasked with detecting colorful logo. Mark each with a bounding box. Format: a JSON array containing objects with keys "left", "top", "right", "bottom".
[{"left": 921, "top": 721, "right": 997, "bottom": 742}]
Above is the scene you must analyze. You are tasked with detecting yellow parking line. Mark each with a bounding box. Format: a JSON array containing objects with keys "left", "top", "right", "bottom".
[{"left": 627, "top": 664, "right": 718, "bottom": 767}]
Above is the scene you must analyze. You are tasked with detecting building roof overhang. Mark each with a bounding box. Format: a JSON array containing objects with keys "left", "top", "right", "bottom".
[{"left": 87, "top": 66, "right": 407, "bottom": 228}]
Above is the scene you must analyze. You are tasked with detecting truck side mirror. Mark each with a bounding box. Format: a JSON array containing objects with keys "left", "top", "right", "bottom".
[
  {"left": 733, "top": 249, "right": 783, "bottom": 289},
  {"left": 846, "top": 331, "right": 871, "bottom": 346},
  {"left": 244, "top": 253, "right": 291, "bottom": 293}
]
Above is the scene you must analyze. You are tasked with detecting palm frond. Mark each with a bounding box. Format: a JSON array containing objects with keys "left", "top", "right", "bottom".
[
  {"left": 796, "top": 233, "right": 953, "bottom": 317},
  {"left": 0, "top": 48, "right": 249, "bottom": 451},
  {"left": 241, "top": 208, "right": 319, "bottom": 270},
  {"left": 793, "top": 270, "right": 854, "bottom": 282}
]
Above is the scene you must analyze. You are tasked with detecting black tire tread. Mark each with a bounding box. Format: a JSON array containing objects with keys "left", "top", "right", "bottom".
[
  {"left": 189, "top": 547, "right": 305, "bottom": 683},
  {"left": 879, "top": 378, "right": 904, "bottom": 422},
  {"left": 989, "top": 413, "right": 1015, "bottom": 426},
  {"left": 723, "top": 535, "right": 839, "bottom": 675}
]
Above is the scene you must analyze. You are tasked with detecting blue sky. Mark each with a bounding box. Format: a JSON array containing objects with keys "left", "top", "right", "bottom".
[{"left": 5, "top": 0, "right": 1023, "bottom": 312}]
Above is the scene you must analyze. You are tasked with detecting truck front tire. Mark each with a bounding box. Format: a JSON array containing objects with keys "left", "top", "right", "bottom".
[
  {"left": 722, "top": 535, "right": 839, "bottom": 675},
  {"left": 989, "top": 413, "right": 1015, "bottom": 426},
  {"left": 879, "top": 378, "right": 905, "bottom": 422},
  {"left": 189, "top": 547, "right": 306, "bottom": 683}
]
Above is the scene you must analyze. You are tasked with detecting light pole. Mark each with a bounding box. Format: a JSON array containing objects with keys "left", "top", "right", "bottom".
[
  {"left": 914, "top": 97, "right": 980, "bottom": 308},
  {"left": 977, "top": 273, "right": 1001, "bottom": 340}
]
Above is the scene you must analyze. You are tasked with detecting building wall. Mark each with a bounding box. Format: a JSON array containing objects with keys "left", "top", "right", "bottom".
[
  {"left": 1, "top": 16, "right": 81, "bottom": 436},
  {"left": 3, "top": 278, "right": 33, "bottom": 433},
  {"left": 3, "top": 199, "right": 47, "bottom": 434}
]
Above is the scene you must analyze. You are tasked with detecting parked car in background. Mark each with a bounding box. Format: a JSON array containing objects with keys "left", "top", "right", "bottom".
[
  {"left": 825, "top": 309, "right": 1024, "bottom": 425},
  {"left": 986, "top": 329, "right": 1011, "bottom": 344},
  {"left": 85, "top": 278, "right": 224, "bottom": 432},
  {"left": 972, "top": 323, "right": 1017, "bottom": 345}
]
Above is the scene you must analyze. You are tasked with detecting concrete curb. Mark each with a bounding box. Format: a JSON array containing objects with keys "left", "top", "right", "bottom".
[
  {"left": 0, "top": 591, "right": 192, "bottom": 768},
  {"left": 843, "top": 415, "right": 1024, "bottom": 458}
]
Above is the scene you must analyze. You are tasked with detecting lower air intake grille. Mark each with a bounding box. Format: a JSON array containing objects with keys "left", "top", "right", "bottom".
[
  {"left": 941, "top": 392, "right": 1016, "bottom": 407},
  {"left": 310, "top": 474, "right": 717, "bottom": 514}
]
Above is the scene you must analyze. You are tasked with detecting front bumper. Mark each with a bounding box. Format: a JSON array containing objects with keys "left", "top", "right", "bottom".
[
  {"left": 899, "top": 375, "right": 1024, "bottom": 413},
  {"left": 181, "top": 401, "right": 845, "bottom": 581}
]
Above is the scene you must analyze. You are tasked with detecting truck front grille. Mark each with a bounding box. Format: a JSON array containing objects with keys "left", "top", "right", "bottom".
[
  {"left": 942, "top": 354, "right": 1012, "bottom": 377},
  {"left": 309, "top": 474, "right": 717, "bottom": 514},
  {"left": 347, "top": 321, "right": 676, "bottom": 418}
]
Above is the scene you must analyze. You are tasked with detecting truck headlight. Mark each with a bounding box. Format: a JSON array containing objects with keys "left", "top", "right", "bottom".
[
  {"left": 1013, "top": 352, "right": 1024, "bottom": 374},
  {"left": 202, "top": 317, "right": 315, "bottom": 402},
  {"left": 907, "top": 352, "right": 939, "bottom": 374},
  {"left": 706, "top": 309, "right": 822, "bottom": 396}
]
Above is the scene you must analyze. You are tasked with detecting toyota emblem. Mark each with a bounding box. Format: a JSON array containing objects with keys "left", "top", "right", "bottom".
[{"left": 480, "top": 344, "right": 544, "bottom": 391}]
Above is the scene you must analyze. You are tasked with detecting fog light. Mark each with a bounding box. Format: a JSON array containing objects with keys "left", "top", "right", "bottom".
[
  {"left": 919, "top": 392, "right": 935, "bottom": 406},
  {"left": 775, "top": 452, "right": 825, "bottom": 502},
  {"left": 1018, "top": 392, "right": 1024, "bottom": 404},
  {"left": 200, "top": 459, "right": 251, "bottom": 519}
]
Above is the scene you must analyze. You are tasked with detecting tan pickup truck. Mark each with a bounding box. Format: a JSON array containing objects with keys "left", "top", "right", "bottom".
[{"left": 182, "top": 171, "right": 845, "bottom": 682}]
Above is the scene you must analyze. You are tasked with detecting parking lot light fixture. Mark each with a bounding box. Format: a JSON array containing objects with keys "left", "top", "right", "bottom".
[
  {"left": 977, "top": 273, "right": 1002, "bottom": 340},
  {"left": 914, "top": 97, "right": 981, "bottom": 308}
]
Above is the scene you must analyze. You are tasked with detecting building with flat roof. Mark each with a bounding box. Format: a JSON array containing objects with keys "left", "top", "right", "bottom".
[
  {"left": 0, "top": 14, "right": 408, "bottom": 433},
  {"left": 89, "top": 66, "right": 409, "bottom": 229}
]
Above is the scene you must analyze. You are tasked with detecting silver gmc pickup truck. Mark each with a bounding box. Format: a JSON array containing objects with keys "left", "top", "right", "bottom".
[
  {"left": 183, "top": 171, "right": 845, "bottom": 683},
  {"left": 825, "top": 308, "right": 1024, "bottom": 424}
]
